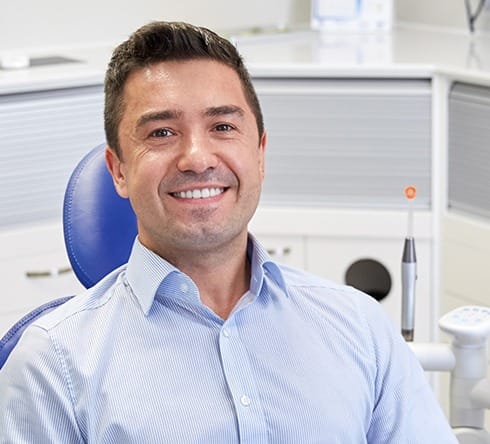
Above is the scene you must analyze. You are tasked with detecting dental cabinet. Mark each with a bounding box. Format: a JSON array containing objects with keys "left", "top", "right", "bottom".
[
  {"left": 1, "top": 26, "right": 490, "bottom": 343},
  {"left": 0, "top": 84, "right": 104, "bottom": 334},
  {"left": 443, "top": 82, "right": 490, "bottom": 313}
]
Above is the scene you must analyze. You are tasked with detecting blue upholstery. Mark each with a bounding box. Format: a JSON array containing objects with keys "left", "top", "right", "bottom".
[
  {"left": 63, "top": 143, "right": 137, "bottom": 288},
  {"left": 0, "top": 143, "right": 137, "bottom": 369}
]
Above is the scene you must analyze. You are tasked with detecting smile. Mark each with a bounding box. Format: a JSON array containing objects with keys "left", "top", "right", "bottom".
[{"left": 172, "top": 188, "right": 225, "bottom": 199}]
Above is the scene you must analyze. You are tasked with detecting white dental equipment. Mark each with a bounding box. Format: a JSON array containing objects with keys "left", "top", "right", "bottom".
[{"left": 401, "top": 186, "right": 490, "bottom": 444}]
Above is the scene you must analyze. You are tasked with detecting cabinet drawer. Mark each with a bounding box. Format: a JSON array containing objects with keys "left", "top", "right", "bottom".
[
  {"left": 448, "top": 82, "right": 490, "bottom": 219},
  {"left": 442, "top": 214, "right": 490, "bottom": 307},
  {"left": 0, "top": 249, "right": 82, "bottom": 311},
  {"left": 253, "top": 78, "right": 432, "bottom": 209},
  {"left": 0, "top": 85, "right": 105, "bottom": 229},
  {"left": 253, "top": 233, "right": 306, "bottom": 269},
  {"left": 0, "top": 222, "right": 84, "bottom": 336}
]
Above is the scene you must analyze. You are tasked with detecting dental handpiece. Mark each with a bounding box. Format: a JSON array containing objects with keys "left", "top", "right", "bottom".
[
  {"left": 402, "top": 186, "right": 417, "bottom": 342},
  {"left": 402, "top": 236, "right": 417, "bottom": 341}
]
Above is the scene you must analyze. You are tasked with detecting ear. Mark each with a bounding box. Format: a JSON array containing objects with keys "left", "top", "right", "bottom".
[
  {"left": 105, "top": 146, "right": 129, "bottom": 198},
  {"left": 258, "top": 131, "right": 267, "bottom": 180}
]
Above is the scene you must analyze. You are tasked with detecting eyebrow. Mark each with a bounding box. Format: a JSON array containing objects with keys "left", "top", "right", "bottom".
[
  {"left": 136, "top": 109, "right": 182, "bottom": 128},
  {"left": 203, "top": 105, "right": 245, "bottom": 119}
]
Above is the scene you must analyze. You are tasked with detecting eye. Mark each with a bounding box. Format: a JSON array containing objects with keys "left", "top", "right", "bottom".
[
  {"left": 214, "top": 123, "right": 234, "bottom": 132},
  {"left": 150, "top": 128, "right": 174, "bottom": 138}
]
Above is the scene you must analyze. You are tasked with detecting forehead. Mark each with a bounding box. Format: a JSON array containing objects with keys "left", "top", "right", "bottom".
[{"left": 123, "top": 59, "right": 248, "bottom": 108}]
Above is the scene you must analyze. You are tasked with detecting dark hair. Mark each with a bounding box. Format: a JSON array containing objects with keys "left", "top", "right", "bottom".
[{"left": 104, "top": 21, "right": 264, "bottom": 156}]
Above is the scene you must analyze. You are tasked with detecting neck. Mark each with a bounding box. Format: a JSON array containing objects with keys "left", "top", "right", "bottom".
[
  {"left": 157, "top": 234, "right": 251, "bottom": 319},
  {"left": 189, "top": 254, "right": 251, "bottom": 319}
]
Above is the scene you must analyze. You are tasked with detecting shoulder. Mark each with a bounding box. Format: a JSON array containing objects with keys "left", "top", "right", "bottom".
[
  {"left": 278, "top": 263, "right": 381, "bottom": 316},
  {"left": 275, "top": 263, "right": 397, "bottom": 351},
  {"left": 1, "top": 265, "right": 128, "bottom": 373},
  {"left": 31, "top": 264, "right": 127, "bottom": 333}
]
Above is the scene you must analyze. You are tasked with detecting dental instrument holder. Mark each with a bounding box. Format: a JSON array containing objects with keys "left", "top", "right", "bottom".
[
  {"left": 400, "top": 192, "right": 490, "bottom": 442},
  {"left": 409, "top": 307, "right": 490, "bottom": 443},
  {"left": 442, "top": 307, "right": 490, "bottom": 443}
]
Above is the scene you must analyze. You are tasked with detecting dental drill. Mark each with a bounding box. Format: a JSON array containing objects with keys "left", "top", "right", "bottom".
[{"left": 401, "top": 185, "right": 417, "bottom": 342}]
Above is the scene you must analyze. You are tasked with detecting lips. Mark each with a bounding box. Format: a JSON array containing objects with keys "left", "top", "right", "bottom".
[{"left": 171, "top": 187, "right": 225, "bottom": 199}]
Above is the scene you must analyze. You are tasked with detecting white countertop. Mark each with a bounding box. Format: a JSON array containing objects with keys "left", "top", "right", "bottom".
[
  {"left": 237, "top": 25, "right": 490, "bottom": 84},
  {"left": 0, "top": 45, "right": 113, "bottom": 95},
  {"left": 1, "top": 24, "right": 490, "bottom": 94}
]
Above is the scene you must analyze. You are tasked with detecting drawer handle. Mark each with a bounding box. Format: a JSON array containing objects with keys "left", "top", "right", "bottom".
[
  {"left": 25, "top": 266, "right": 73, "bottom": 278},
  {"left": 266, "top": 247, "right": 292, "bottom": 256}
]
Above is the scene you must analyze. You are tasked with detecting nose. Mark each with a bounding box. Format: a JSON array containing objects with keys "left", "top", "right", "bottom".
[{"left": 177, "top": 136, "right": 219, "bottom": 174}]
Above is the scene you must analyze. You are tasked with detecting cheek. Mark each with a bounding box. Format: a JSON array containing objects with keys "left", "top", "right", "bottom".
[
  {"left": 125, "top": 159, "right": 165, "bottom": 197},
  {"left": 240, "top": 160, "right": 264, "bottom": 189}
]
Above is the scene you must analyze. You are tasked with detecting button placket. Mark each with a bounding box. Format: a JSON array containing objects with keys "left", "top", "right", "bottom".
[{"left": 218, "top": 318, "right": 268, "bottom": 442}]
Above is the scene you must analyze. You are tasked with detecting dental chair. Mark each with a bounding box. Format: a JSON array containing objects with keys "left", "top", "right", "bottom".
[{"left": 0, "top": 143, "right": 137, "bottom": 368}]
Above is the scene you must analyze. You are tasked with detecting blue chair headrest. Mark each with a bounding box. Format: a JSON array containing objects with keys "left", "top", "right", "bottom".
[{"left": 63, "top": 143, "right": 137, "bottom": 288}]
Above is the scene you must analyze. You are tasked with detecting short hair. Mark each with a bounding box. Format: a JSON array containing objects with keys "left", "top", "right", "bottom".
[{"left": 104, "top": 21, "right": 264, "bottom": 157}]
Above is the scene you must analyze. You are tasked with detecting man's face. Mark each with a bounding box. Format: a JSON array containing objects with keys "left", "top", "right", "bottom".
[{"left": 106, "top": 59, "right": 266, "bottom": 258}]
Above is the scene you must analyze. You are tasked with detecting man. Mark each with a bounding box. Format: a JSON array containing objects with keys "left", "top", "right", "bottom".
[{"left": 0, "top": 21, "right": 457, "bottom": 443}]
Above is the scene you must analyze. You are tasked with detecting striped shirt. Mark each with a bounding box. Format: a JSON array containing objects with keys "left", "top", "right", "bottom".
[{"left": 0, "top": 235, "right": 457, "bottom": 443}]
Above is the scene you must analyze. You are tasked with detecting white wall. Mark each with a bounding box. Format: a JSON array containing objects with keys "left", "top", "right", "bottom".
[
  {"left": 2, "top": 1, "right": 490, "bottom": 52},
  {"left": 0, "top": 0, "right": 310, "bottom": 51},
  {"left": 396, "top": 0, "right": 490, "bottom": 32}
]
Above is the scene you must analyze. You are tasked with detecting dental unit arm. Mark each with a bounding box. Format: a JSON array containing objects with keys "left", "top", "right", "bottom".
[
  {"left": 400, "top": 187, "right": 490, "bottom": 443},
  {"left": 409, "top": 307, "right": 490, "bottom": 443}
]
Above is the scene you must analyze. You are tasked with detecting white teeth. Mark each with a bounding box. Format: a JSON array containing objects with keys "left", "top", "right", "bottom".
[
  {"left": 174, "top": 188, "right": 224, "bottom": 199},
  {"left": 201, "top": 188, "right": 210, "bottom": 198}
]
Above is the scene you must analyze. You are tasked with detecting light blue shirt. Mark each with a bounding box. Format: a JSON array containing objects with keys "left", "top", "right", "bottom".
[{"left": 0, "top": 235, "right": 456, "bottom": 443}]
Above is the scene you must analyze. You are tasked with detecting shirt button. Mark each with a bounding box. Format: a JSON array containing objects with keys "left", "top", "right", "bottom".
[
  {"left": 240, "top": 395, "right": 251, "bottom": 407},
  {"left": 179, "top": 283, "right": 189, "bottom": 293},
  {"left": 222, "top": 329, "right": 230, "bottom": 338}
]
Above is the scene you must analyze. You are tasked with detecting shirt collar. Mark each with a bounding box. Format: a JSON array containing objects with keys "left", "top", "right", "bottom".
[
  {"left": 125, "top": 238, "right": 179, "bottom": 315},
  {"left": 125, "top": 234, "right": 288, "bottom": 316},
  {"left": 247, "top": 233, "right": 288, "bottom": 297}
]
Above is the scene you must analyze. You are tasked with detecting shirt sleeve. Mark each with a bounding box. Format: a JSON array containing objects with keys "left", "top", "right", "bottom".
[
  {"left": 0, "top": 325, "right": 83, "bottom": 443},
  {"left": 361, "top": 295, "right": 459, "bottom": 443}
]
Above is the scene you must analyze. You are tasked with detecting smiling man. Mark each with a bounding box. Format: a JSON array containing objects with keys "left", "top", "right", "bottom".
[
  {"left": 105, "top": 56, "right": 266, "bottom": 318},
  {"left": 0, "top": 21, "right": 457, "bottom": 443}
]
